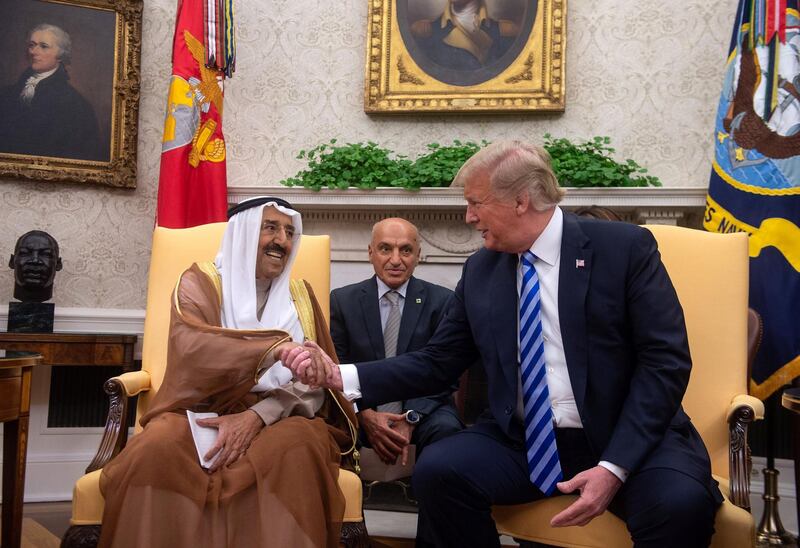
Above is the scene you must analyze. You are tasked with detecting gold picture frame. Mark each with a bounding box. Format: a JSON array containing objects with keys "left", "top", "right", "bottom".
[
  {"left": 365, "top": 0, "right": 566, "bottom": 113},
  {"left": 0, "top": 0, "right": 142, "bottom": 188}
]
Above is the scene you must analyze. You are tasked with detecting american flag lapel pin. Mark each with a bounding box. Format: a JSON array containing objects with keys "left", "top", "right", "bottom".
[{"left": 576, "top": 259, "right": 585, "bottom": 268}]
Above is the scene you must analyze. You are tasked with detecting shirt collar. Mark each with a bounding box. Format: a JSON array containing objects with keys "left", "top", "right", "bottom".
[
  {"left": 524, "top": 206, "right": 563, "bottom": 267},
  {"left": 27, "top": 67, "right": 58, "bottom": 83},
  {"left": 442, "top": 2, "right": 488, "bottom": 28},
  {"left": 376, "top": 276, "right": 409, "bottom": 300}
]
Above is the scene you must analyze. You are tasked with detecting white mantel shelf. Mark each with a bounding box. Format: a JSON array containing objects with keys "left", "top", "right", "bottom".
[
  {"left": 227, "top": 186, "right": 708, "bottom": 263},
  {"left": 227, "top": 186, "right": 709, "bottom": 214}
]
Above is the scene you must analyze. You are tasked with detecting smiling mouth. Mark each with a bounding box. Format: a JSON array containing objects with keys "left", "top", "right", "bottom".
[{"left": 263, "top": 247, "right": 285, "bottom": 260}]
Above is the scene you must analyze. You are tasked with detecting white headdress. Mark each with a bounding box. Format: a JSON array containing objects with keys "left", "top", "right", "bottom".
[{"left": 214, "top": 197, "right": 304, "bottom": 390}]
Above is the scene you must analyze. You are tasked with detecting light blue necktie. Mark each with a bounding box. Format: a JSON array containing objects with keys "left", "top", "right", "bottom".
[{"left": 519, "top": 251, "right": 562, "bottom": 495}]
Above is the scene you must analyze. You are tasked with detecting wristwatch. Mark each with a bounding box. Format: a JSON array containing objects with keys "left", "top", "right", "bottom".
[{"left": 403, "top": 409, "right": 421, "bottom": 425}]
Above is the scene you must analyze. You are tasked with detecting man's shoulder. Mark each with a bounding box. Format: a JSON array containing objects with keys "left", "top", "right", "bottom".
[
  {"left": 331, "top": 277, "right": 372, "bottom": 299},
  {"left": 567, "top": 212, "right": 648, "bottom": 241},
  {"left": 464, "top": 246, "right": 507, "bottom": 270},
  {"left": 412, "top": 276, "right": 453, "bottom": 299},
  {"left": 179, "top": 262, "right": 220, "bottom": 289}
]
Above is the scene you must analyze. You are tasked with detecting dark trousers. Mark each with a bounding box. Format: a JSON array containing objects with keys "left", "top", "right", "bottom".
[{"left": 412, "top": 421, "right": 718, "bottom": 548}]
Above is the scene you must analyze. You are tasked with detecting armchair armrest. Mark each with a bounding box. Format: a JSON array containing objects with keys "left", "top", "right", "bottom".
[
  {"left": 727, "top": 393, "right": 764, "bottom": 511},
  {"left": 85, "top": 371, "right": 152, "bottom": 474}
]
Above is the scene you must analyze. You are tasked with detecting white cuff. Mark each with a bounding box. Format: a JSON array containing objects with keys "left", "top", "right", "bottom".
[
  {"left": 598, "top": 461, "right": 629, "bottom": 483},
  {"left": 339, "top": 363, "right": 362, "bottom": 402}
]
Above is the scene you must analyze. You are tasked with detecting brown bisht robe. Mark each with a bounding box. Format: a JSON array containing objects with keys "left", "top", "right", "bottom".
[{"left": 99, "top": 263, "right": 357, "bottom": 548}]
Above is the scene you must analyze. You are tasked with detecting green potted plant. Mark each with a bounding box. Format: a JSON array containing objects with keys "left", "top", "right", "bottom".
[{"left": 280, "top": 136, "right": 661, "bottom": 190}]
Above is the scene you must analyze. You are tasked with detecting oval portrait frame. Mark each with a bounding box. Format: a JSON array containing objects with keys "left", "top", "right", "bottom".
[{"left": 396, "top": 0, "right": 538, "bottom": 87}]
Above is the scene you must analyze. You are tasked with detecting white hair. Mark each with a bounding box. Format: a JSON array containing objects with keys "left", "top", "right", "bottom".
[{"left": 29, "top": 24, "right": 72, "bottom": 64}]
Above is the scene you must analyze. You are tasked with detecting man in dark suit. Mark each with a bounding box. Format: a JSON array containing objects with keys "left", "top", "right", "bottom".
[
  {"left": 410, "top": 0, "right": 519, "bottom": 71},
  {"left": 330, "top": 218, "right": 462, "bottom": 465},
  {"left": 0, "top": 24, "right": 101, "bottom": 161},
  {"left": 286, "top": 141, "right": 722, "bottom": 547}
]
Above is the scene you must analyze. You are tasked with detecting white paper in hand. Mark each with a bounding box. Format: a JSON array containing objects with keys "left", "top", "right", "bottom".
[{"left": 186, "top": 410, "right": 220, "bottom": 469}]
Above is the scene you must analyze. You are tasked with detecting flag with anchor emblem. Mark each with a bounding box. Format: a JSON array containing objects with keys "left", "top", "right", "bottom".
[{"left": 705, "top": 0, "right": 800, "bottom": 399}]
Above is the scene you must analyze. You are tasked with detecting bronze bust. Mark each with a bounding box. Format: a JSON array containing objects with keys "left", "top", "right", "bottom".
[{"left": 8, "top": 230, "right": 62, "bottom": 303}]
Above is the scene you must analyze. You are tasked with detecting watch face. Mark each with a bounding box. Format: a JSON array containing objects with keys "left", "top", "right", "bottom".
[{"left": 406, "top": 410, "right": 420, "bottom": 424}]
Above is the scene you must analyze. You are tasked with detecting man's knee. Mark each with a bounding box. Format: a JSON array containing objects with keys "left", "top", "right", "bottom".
[
  {"left": 624, "top": 471, "right": 717, "bottom": 546},
  {"left": 415, "top": 407, "right": 463, "bottom": 448},
  {"left": 412, "top": 442, "right": 450, "bottom": 495}
]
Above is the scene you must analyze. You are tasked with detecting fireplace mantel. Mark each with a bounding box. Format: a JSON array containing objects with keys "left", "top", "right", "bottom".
[{"left": 228, "top": 187, "right": 708, "bottom": 263}]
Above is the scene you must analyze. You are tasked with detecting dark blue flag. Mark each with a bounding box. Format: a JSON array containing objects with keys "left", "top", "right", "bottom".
[{"left": 705, "top": 0, "right": 800, "bottom": 399}]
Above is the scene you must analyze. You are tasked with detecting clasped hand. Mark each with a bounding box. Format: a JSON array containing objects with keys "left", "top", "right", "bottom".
[{"left": 279, "top": 341, "right": 343, "bottom": 390}]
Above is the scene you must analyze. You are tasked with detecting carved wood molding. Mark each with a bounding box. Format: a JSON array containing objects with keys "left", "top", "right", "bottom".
[
  {"left": 729, "top": 403, "right": 757, "bottom": 510},
  {"left": 228, "top": 187, "right": 708, "bottom": 262},
  {"left": 85, "top": 378, "right": 129, "bottom": 473}
]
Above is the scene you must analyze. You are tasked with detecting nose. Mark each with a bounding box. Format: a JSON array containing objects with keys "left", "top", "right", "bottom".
[
  {"left": 465, "top": 205, "right": 478, "bottom": 224},
  {"left": 389, "top": 249, "right": 402, "bottom": 264},
  {"left": 273, "top": 227, "right": 288, "bottom": 244}
]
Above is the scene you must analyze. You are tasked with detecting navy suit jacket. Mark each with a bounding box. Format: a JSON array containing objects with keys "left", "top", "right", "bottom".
[
  {"left": 356, "top": 213, "right": 720, "bottom": 498},
  {"left": 330, "top": 275, "right": 456, "bottom": 416}
]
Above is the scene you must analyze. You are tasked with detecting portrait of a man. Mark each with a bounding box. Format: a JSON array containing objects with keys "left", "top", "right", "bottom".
[
  {"left": 0, "top": 1, "right": 116, "bottom": 163},
  {"left": 411, "top": 0, "right": 519, "bottom": 71},
  {"left": 0, "top": 24, "right": 100, "bottom": 161},
  {"left": 398, "top": 0, "right": 534, "bottom": 87}
]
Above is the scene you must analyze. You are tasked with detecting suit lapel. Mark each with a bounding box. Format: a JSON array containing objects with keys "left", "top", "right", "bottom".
[
  {"left": 559, "top": 213, "right": 592, "bottom": 416},
  {"left": 397, "top": 277, "right": 424, "bottom": 355},
  {"left": 360, "top": 276, "right": 386, "bottom": 359},
  {"left": 491, "top": 253, "right": 521, "bottom": 396}
]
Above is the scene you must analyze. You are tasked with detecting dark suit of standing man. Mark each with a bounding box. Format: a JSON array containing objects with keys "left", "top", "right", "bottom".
[
  {"left": 330, "top": 218, "right": 463, "bottom": 466},
  {"left": 284, "top": 141, "right": 722, "bottom": 548}
]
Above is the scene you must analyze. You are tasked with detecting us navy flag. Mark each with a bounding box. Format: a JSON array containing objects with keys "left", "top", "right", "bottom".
[{"left": 705, "top": 0, "right": 800, "bottom": 399}]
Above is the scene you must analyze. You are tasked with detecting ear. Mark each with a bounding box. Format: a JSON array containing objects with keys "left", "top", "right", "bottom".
[
  {"left": 8, "top": 254, "right": 14, "bottom": 269},
  {"left": 367, "top": 244, "right": 374, "bottom": 260},
  {"left": 514, "top": 191, "right": 530, "bottom": 215},
  {"left": 55, "top": 257, "right": 63, "bottom": 271}
]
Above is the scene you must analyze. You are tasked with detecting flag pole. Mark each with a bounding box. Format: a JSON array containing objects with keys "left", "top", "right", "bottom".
[{"left": 755, "top": 392, "right": 795, "bottom": 546}]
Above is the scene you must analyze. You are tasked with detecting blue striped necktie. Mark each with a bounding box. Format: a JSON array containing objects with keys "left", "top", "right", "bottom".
[{"left": 519, "top": 251, "right": 562, "bottom": 495}]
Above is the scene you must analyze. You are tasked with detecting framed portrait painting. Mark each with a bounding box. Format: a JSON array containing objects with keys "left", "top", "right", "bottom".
[
  {"left": 364, "top": 0, "right": 566, "bottom": 113},
  {"left": 0, "top": 0, "right": 142, "bottom": 188}
]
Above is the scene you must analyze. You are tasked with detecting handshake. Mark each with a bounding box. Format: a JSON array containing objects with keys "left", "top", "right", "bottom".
[{"left": 276, "top": 340, "right": 344, "bottom": 391}]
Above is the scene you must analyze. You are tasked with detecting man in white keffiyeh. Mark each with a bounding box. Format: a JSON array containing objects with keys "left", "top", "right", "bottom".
[
  {"left": 192, "top": 196, "right": 331, "bottom": 469},
  {"left": 98, "top": 196, "right": 358, "bottom": 547}
]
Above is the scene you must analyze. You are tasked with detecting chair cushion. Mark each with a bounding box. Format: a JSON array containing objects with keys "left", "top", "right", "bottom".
[
  {"left": 492, "top": 477, "right": 753, "bottom": 548},
  {"left": 492, "top": 495, "right": 630, "bottom": 548},
  {"left": 70, "top": 470, "right": 104, "bottom": 525},
  {"left": 70, "top": 467, "right": 363, "bottom": 526}
]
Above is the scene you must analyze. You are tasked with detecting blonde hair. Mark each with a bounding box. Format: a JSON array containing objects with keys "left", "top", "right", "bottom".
[{"left": 453, "top": 140, "right": 565, "bottom": 211}]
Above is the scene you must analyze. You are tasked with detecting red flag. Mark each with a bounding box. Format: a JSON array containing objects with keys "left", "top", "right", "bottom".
[{"left": 156, "top": 0, "right": 228, "bottom": 228}]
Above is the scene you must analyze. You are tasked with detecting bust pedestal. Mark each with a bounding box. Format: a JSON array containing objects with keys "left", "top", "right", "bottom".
[{"left": 7, "top": 301, "right": 54, "bottom": 333}]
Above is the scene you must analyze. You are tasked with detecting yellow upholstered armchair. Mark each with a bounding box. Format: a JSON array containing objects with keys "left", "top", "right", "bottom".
[
  {"left": 62, "top": 223, "right": 369, "bottom": 548},
  {"left": 492, "top": 226, "right": 764, "bottom": 548}
]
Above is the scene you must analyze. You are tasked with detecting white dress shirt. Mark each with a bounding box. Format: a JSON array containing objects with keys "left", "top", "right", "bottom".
[
  {"left": 341, "top": 208, "right": 628, "bottom": 482},
  {"left": 519, "top": 207, "right": 627, "bottom": 482}
]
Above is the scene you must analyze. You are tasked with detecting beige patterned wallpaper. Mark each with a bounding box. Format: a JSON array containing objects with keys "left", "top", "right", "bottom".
[{"left": 0, "top": 0, "right": 738, "bottom": 309}]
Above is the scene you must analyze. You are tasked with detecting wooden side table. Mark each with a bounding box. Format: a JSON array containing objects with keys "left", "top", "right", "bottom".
[
  {"left": 0, "top": 350, "right": 41, "bottom": 548},
  {"left": 0, "top": 333, "right": 136, "bottom": 370}
]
